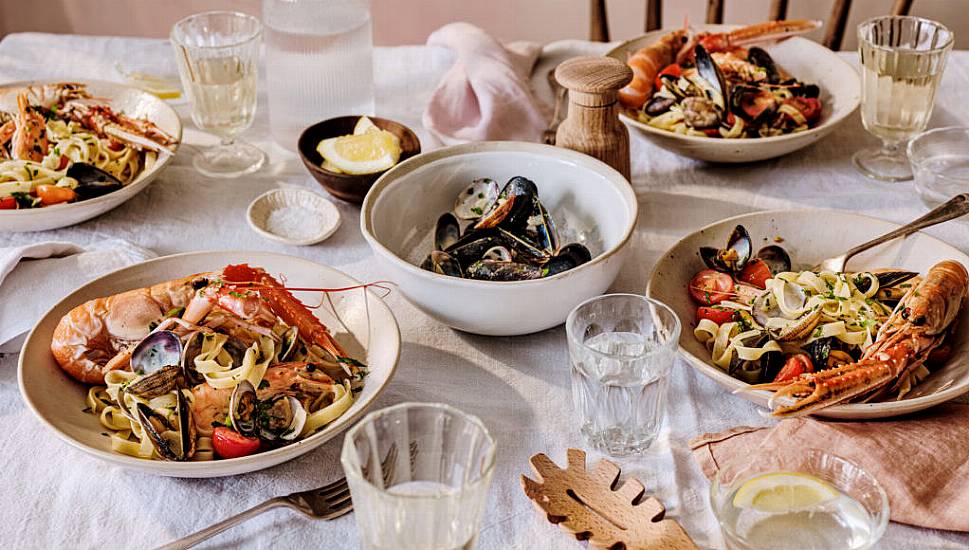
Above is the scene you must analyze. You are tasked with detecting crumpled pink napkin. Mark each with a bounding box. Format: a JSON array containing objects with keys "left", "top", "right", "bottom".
[{"left": 422, "top": 22, "right": 550, "bottom": 145}]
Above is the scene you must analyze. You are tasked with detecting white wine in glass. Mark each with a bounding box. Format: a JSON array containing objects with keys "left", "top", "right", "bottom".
[{"left": 854, "top": 16, "right": 953, "bottom": 182}]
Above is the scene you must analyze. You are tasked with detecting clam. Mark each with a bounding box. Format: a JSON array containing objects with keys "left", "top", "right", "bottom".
[
  {"left": 453, "top": 178, "right": 499, "bottom": 220},
  {"left": 756, "top": 245, "right": 792, "bottom": 275},
  {"left": 229, "top": 380, "right": 259, "bottom": 437},
  {"left": 681, "top": 96, "right": 721, "bottom": 129},
  {"left": 700, "top": 225, "right": 752, "bottom": 272},
  {"left": 180, "top": 331, "right": 206, "bottom": 386},
  {"left": 543, "top": 243, "right": 592, "bottom": 277},
  {"left": 473, "top": 176, "right": 538, "bottom": 232},
  {"left": 694, "top": 45, "right": 728, "bottom": 110},
  {"left": 434, "top": 212, "right": 462, "bottom": 251},
  {"left": 125, "top": 365, "right": 184, "bottom": 399},
  {"left": 135, "top": 390, "right": 195, "bottom": 461},
  {"left": 258, "top": 396, "right": 307, "bottom": 441},
  {"left": 421, "top": 250, "right": 464, "bottom": 277},
  {"left": 466, "top": 260, "right": 543, "bottom": 281},
  {"left": 277, "top": 326, "right": 300, "bottom": 362},
  {"left": 66, "top": 162, "right": 124, "bottom": 201},
  {"left": 131, "top": 330, "right": 182, "bottom": 376}
]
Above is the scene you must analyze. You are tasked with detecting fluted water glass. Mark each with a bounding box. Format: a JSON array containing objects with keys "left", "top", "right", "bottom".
[{"left": 341, "top": 402, "right": 496, "bottom": 550}]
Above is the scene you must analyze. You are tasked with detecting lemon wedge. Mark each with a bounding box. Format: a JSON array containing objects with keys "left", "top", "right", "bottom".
[
  {"left": 317, "top": 128, "right": 401, "bottom": 175},
  {"left": 125, "top": 72, "right": 182, "bottom": 100},
  {"left": 353, "top": 115, "right": 381, "bottom": 135},
  {"left": 732, "top": 473, "right": 839, "bottom": 513}
]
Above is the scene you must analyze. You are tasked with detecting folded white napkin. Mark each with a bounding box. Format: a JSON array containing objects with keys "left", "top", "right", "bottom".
[{"left": 0, "top": 240, "right": 156, "bottom": 351}]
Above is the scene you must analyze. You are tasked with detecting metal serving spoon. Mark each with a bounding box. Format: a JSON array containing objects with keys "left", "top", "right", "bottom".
[{"left": 815, "top": 194, "right": 969, "bottom": 273}]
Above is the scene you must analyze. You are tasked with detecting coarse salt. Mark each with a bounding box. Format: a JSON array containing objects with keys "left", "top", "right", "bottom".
[{"left": 265, "top": 206, "right": 327, "bottom": 240}]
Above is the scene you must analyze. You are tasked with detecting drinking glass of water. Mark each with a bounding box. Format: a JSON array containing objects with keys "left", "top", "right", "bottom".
[
  {"left": 171, "top": 11, "right": 265, "bottom": 178},
  {"left": 711, "top": 449, "right": 889, "bottom": 550},
  {"left": 341, "top": 402, "right": 496, "bottom": 550},
  {"left": 566, "top": 294, "right": 680, "bottom": 457},
  {"left": 854, "top": 16, "right": 953, "bottom": 182}
]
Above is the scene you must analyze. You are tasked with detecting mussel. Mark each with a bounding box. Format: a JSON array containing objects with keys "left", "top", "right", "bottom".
[
  {"left": 544, "top": 243, "right": 592, "bottom": 277},
  {"left": 453, "top": 178, "right": 499, "bottom": 220},
  {"left": 421, "top": 250, "right": 464, "bottom": 277},
  {"left": 496, "top": 227, "right": 550, "bottom": 265},
  {"left": 746, "top": 47, "right": 780, "bottom": 83},
  {"left": 466, "top": 260, "right": 543, "bottom": 281},
  {"left": 131, "top": 330, "right": 182, "bottom": 376},
  {"left": 700, "top": 225, "right": 752, "bottom": 272},
  {"left": 136, "top": 390, "right": 196, "bottom": 461},
  {"left": 694, "top": 45, "right": 728, "bottom": 110},
  {"left": 473, "top": 176, "right": 538, "bottom": 232},
  {"left": 730, "top": 85, "right": 778, "bottom": 121},
  {"left": 728, "top": 332, "right": 783, "bottom": 384},
  {"left": 66, "top": 163, "right": 124, "bottom": 201},
  {"left": 526, "top": 198, "right": 559, "bottom": 256},
  {"left": 434, "top": 212, "right": 461, "bottom": 251},
  {"left": 644, "top": 96, "right": 676, "bottom": 116},
  {"left": 756, "top": 245, "right": 792, "bottom": 275},
  {"left": 482, "top": 246, "right": 512, "bottom": 262}
]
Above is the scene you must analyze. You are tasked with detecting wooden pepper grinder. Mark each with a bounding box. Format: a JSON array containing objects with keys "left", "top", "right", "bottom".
[{"left": 554, "top": 56, "right": 634, "bottom": 180}]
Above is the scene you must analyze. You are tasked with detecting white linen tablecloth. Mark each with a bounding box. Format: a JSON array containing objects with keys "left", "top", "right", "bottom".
[{"left": 1, "top": 32, "right": 969, "bottom": 550}]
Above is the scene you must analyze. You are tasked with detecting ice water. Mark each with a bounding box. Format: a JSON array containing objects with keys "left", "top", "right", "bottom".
[
  {"left": 719, "top": 484, "right": 879, "bottom": 549},
  {"left": 914, "top": 154, "right": 969, "bottom": 206},
  {"left": 363, "top": 480, "right": 476, "bottom": 550},
  {"left": 182, "top": 56, "right": 258, "bottom": 138},
  {"left": 263, "top": 0, "right": 376, "bottom": 150},
  {"left": 570, "top": 331, "right": 671, "bottom": 456}
]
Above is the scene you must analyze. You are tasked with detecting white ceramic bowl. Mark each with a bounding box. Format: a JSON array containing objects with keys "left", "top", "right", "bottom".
[
  {"left": 247, "top": 188, "right": 342, "bottom": 246},
  {"left": 647, "top": 210, "right": 969, "bottom": 419},
  {"left": 606, "top": 26, "right": 861, "bottom": 163},
  {"left": 0, "top": 79, "right": 182, "bottom": 232},
  {"left": 19, "top": 251, "right": 400, "bottom": 477},
  {"left": 361, "top": 142, "right": 638, "bottom": 336}
]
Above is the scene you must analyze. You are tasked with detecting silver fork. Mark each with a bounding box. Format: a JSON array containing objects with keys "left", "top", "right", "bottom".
[
  {"left": 815, "top": 194, "right": 969, "bottom": 273},
  {"left": 156, "top": 444, "right": 399, "bottom": 550}
]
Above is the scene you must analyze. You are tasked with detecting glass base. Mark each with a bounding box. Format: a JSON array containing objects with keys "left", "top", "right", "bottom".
[
  {"left": 193, "top": 141, "right": 266, "bottom": 178},
  {"left": 852, "top": 146, "right": 913, "bottom": 182}
]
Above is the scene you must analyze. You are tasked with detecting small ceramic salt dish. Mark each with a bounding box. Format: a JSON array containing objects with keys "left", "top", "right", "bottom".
[{"left": 247, "top": 188, "right": 341, "bottom": 246}]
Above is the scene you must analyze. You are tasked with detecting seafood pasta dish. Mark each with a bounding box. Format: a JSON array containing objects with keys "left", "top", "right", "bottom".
[
  {"left": 619, "top": 20, "right": 824, "bottom": 138},
  {"left": 687, "top": 226, "right": 968, "bottom": 417},
  {"left": 0, "top": 82, "right": 177, "bottom": 209},
  {"left": 50, "top": 264, "right": 366, "bottom": 461}
]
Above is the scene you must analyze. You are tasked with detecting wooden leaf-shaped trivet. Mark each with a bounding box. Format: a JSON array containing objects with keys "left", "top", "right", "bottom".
[{"left": 521, "top": 448, "right": 697, "bottom": 550}]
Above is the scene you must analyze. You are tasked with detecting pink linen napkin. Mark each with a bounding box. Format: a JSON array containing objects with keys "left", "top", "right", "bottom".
[
  {"left": 422, "top": 22, "right": 550, "bottom": 145},
  {"left": 689, "top": 403, "right": 969, "bottom": 532}
]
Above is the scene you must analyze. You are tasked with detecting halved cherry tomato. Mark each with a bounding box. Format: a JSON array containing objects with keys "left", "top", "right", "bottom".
[
  {"left": 654, "top": 63, "right": 682, "bottom": 92},
  {"left": 773, "top": 353, "right": 813, "bottom": 383},
  {"left": 107, "top": 140, "right": 125, "bottom": 152},
  {"left": 56, "top": 155, "right": 70, "bottom": 171},
  {"left": 702, "top": 128, "right": 721, "bottom": 137},
  {"left": 212, "top": 427, "right": 261, "bottom": 459},
  {"left": 689, "top": 269, "right": 735, "bottom": 305},
  {"left": 738, "top": 258, "right": 773, "bottom": 289},
  {"left": 783, "top": 97, "right": 822, "bottom": 124},
  {"left": 697, "top": 306, "right": 736, "bottom": 325},
  {"left": 0, "top": 197, "right": 17, "bottom": 210},
  {"left": 35, "top": 184, "right": 77, "bottom": 206}
]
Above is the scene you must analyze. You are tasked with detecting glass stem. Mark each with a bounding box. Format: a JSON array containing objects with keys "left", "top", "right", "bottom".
[
  {"left": 220, "top": 137, "right": 235, "bottom": 147},
  {"left": 880, "top": 140, "right": 902, "bottom": 157}
]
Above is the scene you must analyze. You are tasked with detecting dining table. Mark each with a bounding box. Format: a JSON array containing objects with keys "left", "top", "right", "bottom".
[{"left": 1, "top": 31, "right": 969, "bottom": 550}]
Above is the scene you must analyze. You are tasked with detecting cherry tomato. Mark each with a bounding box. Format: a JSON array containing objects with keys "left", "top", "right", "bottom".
[
  {"left": 0, "top": 197, "right": 16, "bottom": 210},
  {"left": 702, "top": 128, "right": 721, "bottom": 137},
  {"left": 654, "top": 64, "right": 683, "bottom": 92},
  {"left": 697, "top": 306, "right": 736, "bottom": 325},
  {"left": 35, "top": 184, "right": 77, "bottom": 206},
  {"left": 107, "top": 140, "right": 125, "bottom": 152},
  {"left": 738, "top": 259, "right": 773, "bottom": 289},
  {"left": 56, "top": 155, "right": 70, "bottom": 171},
  {"left": 784, "top": 97, "right": 822, "bottom": 124},
  {"left": 212, "top": 427, "right": 261, "bottom": 459},
  {"left": 689, "top": 269, "right": 735, "bottom": 305},
  {"left": 773, "top": 354, "right": 813, "bottom": 383}
]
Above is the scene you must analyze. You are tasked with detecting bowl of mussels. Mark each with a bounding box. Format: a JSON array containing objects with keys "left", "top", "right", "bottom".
[{"left": 361, "top": 141, "right": 638, "bottom": 336}]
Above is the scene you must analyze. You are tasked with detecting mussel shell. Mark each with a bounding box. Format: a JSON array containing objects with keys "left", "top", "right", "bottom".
[
  {"left": 466, "top": 260, "right": 543, "bottom": 281},
  {"left": 803, "top": 337, "right": 833, "bottom": 370},
  {"left": 277, "top": 326, "right": 300, "bottom": 362},
  {"left": 131, "top": 330, "right": 182, "bottom": 376},
  {"left": 453, "top": 178, "right": 500, "bottom": 220},
  {"left": 730, "top": 85, "right": 778, "bottom": 121},
  {"left": 700, "top": 225, "right": 752, "bottom": 272},
  {"left": 694, "top": 45, "right": 727, "bottom": 109},
  {"left": 434, "top": 212, "right": 461, "bottom": 251},
  {"left": 229, "top": 380, "right": 259, "bottom": 437},
  {"left": 176, "top": 390, "right": 196, "bottom": 459},
  {"left": 645, "top": 96, "right": 676, "bottom": 116},
  {"left": 473, "top": 176, "right": 537, "bottom": 232},
  {"left": 746, "top": 47, "right": 780, "bottom": 82},
  {"left": 527, "top": 198, "right": 559, "bottom": 256},
  {"left": 496, "top": 228, "right": 550, "bottom": 265},
  {"left": 136, "top": 395, "right": 194, "bottom": 461},
  {"left": 789, "top": 83, "right": 820, "bottom": 99},
  {"left": 66, "top": 162, "right": 124, "bottom": 201},
  {"left": 543, "top": 243, "right": 592, "bottom": 277},
  {"left": 180, "top": 331, "right": 206, "bottom": 386},
  {"left": 126, "top": 365, "right": 185, "bottom": 399},
  {"left": 420, "top": 250, "right": 464, "bottom": 278},
  {"left": 223, "top": 338, "right": 250, "bottom": 367},
  {"left": 482, "top": 246, "right": 512, "bottom": 262},
  {"left": 756, "top": 245, "right": 792, "bottom": 275}
]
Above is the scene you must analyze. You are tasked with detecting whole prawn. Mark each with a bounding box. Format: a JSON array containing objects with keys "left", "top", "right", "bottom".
[{"left": 7, "top": 92, "right": 48, "bottom": 162}]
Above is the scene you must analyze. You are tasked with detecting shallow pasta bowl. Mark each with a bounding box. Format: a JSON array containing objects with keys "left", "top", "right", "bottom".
[
  {"left": 606, "top": 25, "right": 860, "bottom": 163},
  {"left": 18, "top": 251, "right": 400, "bottom": 477},
  {"left": 647, "top": 209, "right": 969, "bottom": 419},
  {"left": 0, "top": 79, "right": 182, "bottom": 232}
]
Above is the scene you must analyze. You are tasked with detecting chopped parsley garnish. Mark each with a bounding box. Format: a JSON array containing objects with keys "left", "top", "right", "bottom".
[
  {"left": 337, "top": 356, "right": 367, "bottom": 368},
  {"left": 259, "top": 379, "right": 270, "bottom": 389},
  {"left": 470, "top": 206, "right": 483, "bottom": 216},
  {"left": 164, "top": 307, "right": 185, "bottom": 318}
]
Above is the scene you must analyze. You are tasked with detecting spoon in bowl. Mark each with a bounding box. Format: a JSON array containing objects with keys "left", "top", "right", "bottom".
[{"left": 815, "top": 194, "right": 969, "bottom": 273}]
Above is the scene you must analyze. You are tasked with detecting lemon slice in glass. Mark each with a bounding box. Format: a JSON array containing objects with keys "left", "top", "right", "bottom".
[
  {"left": 317, "top": 130, "right": 401, "bottom": 175},
  {"left": 732, "top": 473, "right": 840, "bottom": 513}
]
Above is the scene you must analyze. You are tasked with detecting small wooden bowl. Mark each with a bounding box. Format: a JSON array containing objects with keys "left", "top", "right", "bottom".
[{"left": 297, "top": 116, "right": 421, "bottom": 204}]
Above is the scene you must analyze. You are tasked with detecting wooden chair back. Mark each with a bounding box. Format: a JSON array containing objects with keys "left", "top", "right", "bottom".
[{"left": 590, "top": 0, "right": 916, "bottom": 50}]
